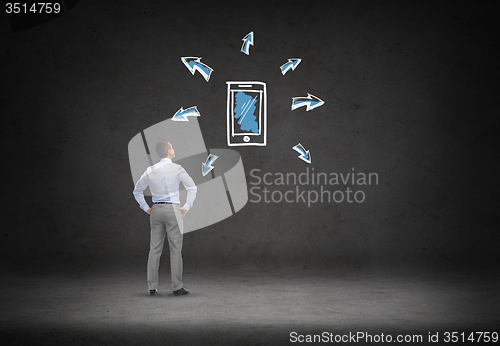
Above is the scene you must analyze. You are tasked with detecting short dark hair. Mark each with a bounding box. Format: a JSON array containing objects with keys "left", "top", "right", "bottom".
[{"left": 155, "top": 139, "right": 171, "bottom": 158}]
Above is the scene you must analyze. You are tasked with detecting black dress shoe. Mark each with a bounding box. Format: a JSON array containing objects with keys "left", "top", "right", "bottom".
[
  {"left": 173, "top": 287, "right": 190, "bottom": 296},
  {"left": 149, "top": 289, "right": 157, "bottom": 296}
]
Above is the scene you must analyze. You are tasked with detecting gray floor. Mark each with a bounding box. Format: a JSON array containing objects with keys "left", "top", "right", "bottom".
[{"left": 1, "top": 266, "right": 499, "bottom": 345}]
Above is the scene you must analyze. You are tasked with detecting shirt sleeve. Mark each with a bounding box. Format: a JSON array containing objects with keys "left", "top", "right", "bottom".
[
  {"left": 179, "top": 167, "right": 197, "bottom": 210},
  {"left": 133, "top": 171, "right": 150, "bottom": 212}
]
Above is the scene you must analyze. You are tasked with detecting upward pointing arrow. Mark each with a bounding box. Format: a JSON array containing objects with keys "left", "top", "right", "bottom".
[
  {"left": 181, "top": 57, "right": 214, "bottom": 82},
  {"left": 241, "top": 31, "right": 254, "bottom": 55},
  {"left": 280, "top": 58, "right": 302, "bottom": 75}
]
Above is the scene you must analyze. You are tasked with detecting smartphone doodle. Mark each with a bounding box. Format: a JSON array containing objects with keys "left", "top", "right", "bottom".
[{"left": 226, "top": 81, "right": 267, "bottom": 146}]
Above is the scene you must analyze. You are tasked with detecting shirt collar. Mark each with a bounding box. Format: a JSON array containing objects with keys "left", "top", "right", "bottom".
[{"left": 160, "top": 158, "right": 172, "bottom": 164}]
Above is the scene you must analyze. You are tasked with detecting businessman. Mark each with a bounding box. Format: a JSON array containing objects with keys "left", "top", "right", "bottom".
[{"left": 133, "top": 139, "right": 197, "bottom": 296}]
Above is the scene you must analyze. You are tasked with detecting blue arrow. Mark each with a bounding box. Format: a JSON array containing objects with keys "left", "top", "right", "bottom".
[
  {"left": 280, "top": 58, "right": 301, "bottom": 75},
  {"left": 172, "top": 106, "right": 201, "bottom": 121},
  {"left": 181, "top": 57, "right": 213, "bottom": 82},
  {"left": 202, "top": 153, "right": 219, "bottom": 176},
  {"left": 241, "top": 31, "right": 254, "bottom": 55},
  {"left": 292, "top": 143, "right": 311, "bottom": 164},
  {"left": 291, "top": 93, "right": 325, "bottom": 111}
]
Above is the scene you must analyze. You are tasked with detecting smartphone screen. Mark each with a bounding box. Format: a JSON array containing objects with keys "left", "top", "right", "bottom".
[{"left": 226, "top": 81, "right": 267, "bottom": 146}]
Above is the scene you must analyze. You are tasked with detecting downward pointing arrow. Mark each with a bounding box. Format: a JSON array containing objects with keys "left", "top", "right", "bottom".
[
  {"left": 202, "top": 153, "right": 219, "bottom": 176},
  {"left": 292, "top": 143, "right": 311, "bottom": 164}
]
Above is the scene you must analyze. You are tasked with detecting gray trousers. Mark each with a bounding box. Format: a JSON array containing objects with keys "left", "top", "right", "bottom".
[{"left": 147, "top": 203, "right": 184, "bottom": 291}]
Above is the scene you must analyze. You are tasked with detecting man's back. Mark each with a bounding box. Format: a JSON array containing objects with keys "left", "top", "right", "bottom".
[
  {"left": 146, "top": 160, "right": 185, "bottom": 198},
  {"left": 134, "top": 157, "right": 197, "bottom": 213}
]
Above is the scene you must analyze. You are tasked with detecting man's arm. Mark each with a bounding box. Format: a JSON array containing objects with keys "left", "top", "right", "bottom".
[
  {"left": 133, "top": 172, "right": 151, "bottom": 213},
  {"left": 178, "top": 167, "right": 197, "bottom": 217}
]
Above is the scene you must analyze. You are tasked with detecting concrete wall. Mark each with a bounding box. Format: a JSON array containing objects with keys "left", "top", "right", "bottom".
[{"left": 1, "top": 1, "right": 498, "bottom": 271}]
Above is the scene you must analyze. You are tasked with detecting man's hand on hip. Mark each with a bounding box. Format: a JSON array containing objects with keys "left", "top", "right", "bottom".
[
  {"left": 146, "top": 206, "right": 152, "bottom": 215},
  {"left": 177, "top": 207, "right": 189, "bottom": 217}
]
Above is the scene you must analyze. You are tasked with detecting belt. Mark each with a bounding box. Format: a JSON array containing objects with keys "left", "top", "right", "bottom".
[{"left": 154, "top": 202, "right": 173, "bottom": 204}]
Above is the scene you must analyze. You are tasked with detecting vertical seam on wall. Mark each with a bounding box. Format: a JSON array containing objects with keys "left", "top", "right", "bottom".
[
  {"left": 208, "top": 149, "right": 235, "bottom": 215},
  {"left": 141, "top": 131, "right": 154, "bottom": 166},
  {"left": 221, "top": 173, "right": 235, "bottom": 215}
]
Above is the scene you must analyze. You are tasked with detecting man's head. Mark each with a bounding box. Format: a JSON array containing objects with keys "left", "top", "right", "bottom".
[{"left": 156, "top": 139, "right": 175, "bottom": 159}]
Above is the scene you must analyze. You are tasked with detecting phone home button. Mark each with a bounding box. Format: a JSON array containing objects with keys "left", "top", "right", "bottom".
[{"left": 243, "top": 136, "right": 250, "bottom": 142}]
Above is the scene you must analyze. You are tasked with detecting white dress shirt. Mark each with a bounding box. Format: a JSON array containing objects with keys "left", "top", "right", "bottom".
[{"left": 133, "top": 158, "right": 197, "bottom": 212}]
